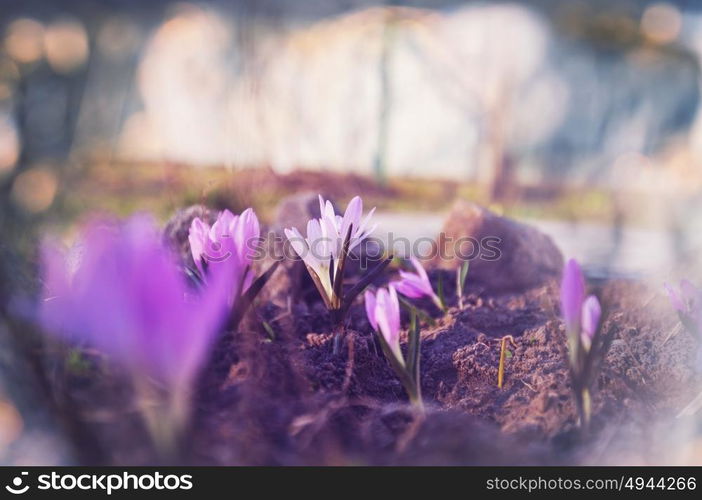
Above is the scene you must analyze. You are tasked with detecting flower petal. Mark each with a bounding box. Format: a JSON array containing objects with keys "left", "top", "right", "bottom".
[
  {"left": 375, "top": 287, "right": 402, "bottom": 362},
  {"left": 188, "top": 217, "right": 210, "bottom": 274},
  {"left": 665, "top": 283, "right": 685, "bottom": 313},
  {"left": 561, "top": 258, "right": 585, "bottom": 334},
  {"left": 581, "top": 295, "right": 601, "bottom": 340}
]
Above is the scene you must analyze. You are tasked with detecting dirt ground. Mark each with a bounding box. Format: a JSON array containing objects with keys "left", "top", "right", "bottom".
[{"left": 54, "top": 262, "right": 701, "bottom": 465}]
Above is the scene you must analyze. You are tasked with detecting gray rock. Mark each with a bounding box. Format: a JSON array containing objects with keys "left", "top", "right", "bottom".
[
  {"left": 261, "top": 192, "right": 328, "bottom": 307},
  {"left": 433, "top": 200, "right": 563, "bottom": 292},
  {"left": 270, "top": 191, "right": 333, "bottom": 234},
  {"left": 162, "top": 204, "right": 218, "bottom": 271}
]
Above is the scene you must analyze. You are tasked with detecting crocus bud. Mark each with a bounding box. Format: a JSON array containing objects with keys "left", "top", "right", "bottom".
[
  {"left": 392, "top": 257, "right": 442, "bottom": 310},
  {"left": 561, "top": 258, "right": 585, "bottom": 335},
  {"left": 581, "top": 295, "right": 601, "bottom": 350},
  {"left": 665, "top": 283, "right": 685, "bottom": 313},
  {"left": 365, "top": 286, "right": 402, "bottom": 364}
]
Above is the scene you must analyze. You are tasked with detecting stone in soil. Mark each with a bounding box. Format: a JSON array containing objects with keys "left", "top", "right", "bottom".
[{"left": 434, "top": 200, "right": 564, "bottom": 292}]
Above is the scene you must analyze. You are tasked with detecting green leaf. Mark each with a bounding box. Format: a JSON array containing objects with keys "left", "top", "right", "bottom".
[
  {"left": 262, "top": 321, "right": 276, "bottom": 341},
  {"left": 460, "top": 260, "right": 470, "bottom": 286},
  {"left": 340, "top": 255, "right": 393, "bottom": 317},
  {"left": 331, "top": 224, "right": 353, "bottom": 310},
  {"left": 407, "top": 309, "right": 421, "bottom": 388},
  {"left": 437, "top": 272, "right": 446, "bottom": 310},
  {"left": 456, "top": 261, "right": 469, "bottom": 309},
  {"left": 227, "top": 261, "right": 280, "bottom": 331},
  {"left": 377, "top": 330, "right": 419, "bottom": 404},
  {"left": 458, "top": 261, "right": 469, "bottom": 293},
  {"left": 373, "top": 311, "right": 422, "bottom": 408},
  {"left": 65, "top": 349, "right": 90, "bottom": 375}
]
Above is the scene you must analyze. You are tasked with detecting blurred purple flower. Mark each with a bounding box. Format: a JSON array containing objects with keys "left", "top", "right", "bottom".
[
  {"left": 666, "top": 280, "right": 701, "bottom": 316},
  {"left": 40, "top": 214, "right": 232, "bottom": 390},
  {"left": 365, "top": 286, "right": 402, "bottom": 363},
  {"left": 392, "top": 257, "right": 442, "bottom": 309},
  {"left": 665, "top": 280, "right": 702, "bottom": 339},
  {"left": 189, "top": 208, "right": 260, "bottom": 300},
  {"left": 560, "top": 258, "right": 585, "bottom": 335},
  {"left": 665, "top": 283, "right": 686, "bottom": 313}
]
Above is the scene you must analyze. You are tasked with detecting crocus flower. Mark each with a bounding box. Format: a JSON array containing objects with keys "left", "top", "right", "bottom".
[
  {"left": 40, "top": 214, "right": 232, "bottom": 393},
  {"left": 365, "top": 285, "right": 424, "bottom": 409},
  {"left": 665, "top": 280, "right": 702, "bottom": 340},
  {"left": 581, "top": 295, "right": 602, "bottom": 350},
  {"left": 284, "top": 218, "right": 334, "bottom": 302},
  {"left": 560, "top": 258, "right": 607, "bottom": 428},
  {"left": 560, "top": 258, "right": 601, "bottom": 350},
  {"left": 665, "top": 283, "right": 686, "bottom": 313},
  {"left": 365, "top": 286, "right": 402, "bottom": 364},
  {"left": 318, "top": 195, "right": 376, "bottom": 279},
  {"left": 318, "top": 195, "right": 376, "bottom": 250},
  {"left": 189, "top": 208, "right": 260, "bottom": 300},
  {"left": 285, "top": 195, "right": 377, "bottom": 307},
  {"left": 392, "top": 257, "right": 442, "bottom": 310},
  {"left": 560, "top": 258, "right": 585, "bottom": 335},
  {"left": 666, "top": 280, "right": 701, "bottom": 317}
]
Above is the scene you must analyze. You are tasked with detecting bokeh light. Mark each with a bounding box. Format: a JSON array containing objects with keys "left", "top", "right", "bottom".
[
  {"left": 4, "top": 18, "right": 45, "bottom": 64},
  {"left": 0, "top": 115, "right": 19, "bottom": 174},
  {"left": 0, "top": 398, "right": 23, "bottom": 451},
  {"left": 97, "top": 16, "right": 141, "bottom": 60},
  {"left": 10, "top": 165, "right": 58, "bottom": 213},
  {"left": 44, "top": 17, "right": 89, "bottom": 73},
  {"left": 641, "top": 2, "right": 682, "bottom": 44}
]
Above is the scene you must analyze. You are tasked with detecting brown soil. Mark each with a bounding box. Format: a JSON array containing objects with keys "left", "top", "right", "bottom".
[{"left": 52, "top": 265, "right": 701, "bottom": 465}]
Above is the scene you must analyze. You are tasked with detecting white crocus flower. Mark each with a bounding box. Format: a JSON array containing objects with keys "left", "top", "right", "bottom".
[
  {"left": 318, "top": 195, "right": 377, "bottom": 280},
  {"left": 285, "top": 195, "right": 378, "bottom": 308},
  {"left": 284, "top": 218, "right": 334, "bottom": 303}
]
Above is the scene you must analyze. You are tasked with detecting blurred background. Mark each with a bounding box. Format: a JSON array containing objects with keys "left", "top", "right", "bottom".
[
  {"left": 1, "top": 0, "right": 702, "bottom": 465},
  {"left": 2, "top": 0, "right": 702, "bottom": 280}
]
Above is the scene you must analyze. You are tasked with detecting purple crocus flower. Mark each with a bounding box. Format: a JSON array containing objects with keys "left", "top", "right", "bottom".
[
  {"left": 318, "top": 195, "right": 377, "bottom": 261},
  {"left": 392, "top": 257, "right": 442, "bottom": 310},
  {"left": 284, "top": 195, "right": 376, "bottom": 305},
  {"left": 285, "top": 195, "right": 376, "bottom": 291},
  {"left": 581, "top": 295, "right": 602, "bottom": 349},
  {"left": 189, "top": 208, "right": 260, "bottom": 300},
  {"left": 666, "top": 280, "right": 701, "bottom": 317},
  {"left": 365, "top": 286, "right": 403, "bottom": 363},
  {"left": 40, "top": 214, "right": 232, "bottom": 391},
  {"left": 560, "top": 258, "right": 585, "bottom": 335},
  {"left": 665, "top": 283, "right": 686, "bottom": 313},
  {"left": 665, "top": 280, "right": 702, "bottom": 341},
  {"left": 560, "top": 258, "right": 601, "bottom": 350}
]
